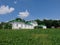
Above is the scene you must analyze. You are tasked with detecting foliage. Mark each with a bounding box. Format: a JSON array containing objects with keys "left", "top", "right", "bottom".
[
  {"left": 4, "top": 23, "right": 12, "bottom": 29},
  {"left": 0, "top": 22, "right": 12, "bottom": 29},
  {"left": 35, "top": 19, "right": 60, "bottom": 28},
  {"left": 43, "top": 19, "right": 53, "bottom": 28},
  {"left": 35, "top": 19, "right": 45, "bottom": 25}
]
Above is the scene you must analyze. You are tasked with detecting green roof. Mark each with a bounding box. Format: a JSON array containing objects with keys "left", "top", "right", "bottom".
[
  {"left": 9, "top": 18, "right": 25, "bottom": 22},
  {"left": 9, "top": 18, "right": 33, "bottom": 25},
  {"left": 25, "top": 22, "right": 32, "bottom": 25}
]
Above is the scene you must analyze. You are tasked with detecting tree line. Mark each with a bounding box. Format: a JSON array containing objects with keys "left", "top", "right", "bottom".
[{"left": 35, "top": 19, "right": 60, "bottom": 28}]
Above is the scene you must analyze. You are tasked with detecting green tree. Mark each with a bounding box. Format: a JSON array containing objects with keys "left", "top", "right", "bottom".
[
  {"left": 43, "top": 19, "right": 53, "bottom": 28},
  {"left": 4, "top": 23, "right": 12, "bottom": 29},
  {"left": 52, "top": 20, "right": 60, "bottom": 28},
  {"left": 35, "top": 19, "right": 44, "bottom": 25}
]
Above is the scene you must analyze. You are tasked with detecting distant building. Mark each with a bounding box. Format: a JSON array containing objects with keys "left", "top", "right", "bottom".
[
  {"left": 11, "top": 21, "right": 38, "bottom": 29},
  {"left": 42, "top": 26, "right": 47, "bottom": 29},
  {"left": 51, "top": 26, "right": 55, "bottom": 28},
  {"left": 37, "top": 25, "right": 47, "bottom": 29}
]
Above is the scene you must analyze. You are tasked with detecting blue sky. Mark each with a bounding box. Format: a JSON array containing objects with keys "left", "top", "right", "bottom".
[{"left": 0, "top": 0, "right": 60, "bottom": 22}]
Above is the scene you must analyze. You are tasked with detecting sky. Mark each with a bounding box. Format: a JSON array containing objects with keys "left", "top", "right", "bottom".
[{"left": 0, "top": 0, "right": 60, "bottom": 22}]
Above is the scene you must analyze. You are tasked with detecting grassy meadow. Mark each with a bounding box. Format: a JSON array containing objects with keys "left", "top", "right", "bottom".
[{"left": 0, "top": 28, "right": 60, "bottom": 45}]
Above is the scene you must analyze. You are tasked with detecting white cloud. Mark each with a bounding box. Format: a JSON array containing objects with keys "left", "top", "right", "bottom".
[
  {"left": 18, "top": 10, "right": 29, "bottom": 19},
  {"left": 0, "top": 5, "right": 15, "bottom": 14}
]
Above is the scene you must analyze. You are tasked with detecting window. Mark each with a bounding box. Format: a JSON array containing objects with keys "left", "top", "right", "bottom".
[{"left": 16, "top": 24, "right": 18, "bottom": 27}]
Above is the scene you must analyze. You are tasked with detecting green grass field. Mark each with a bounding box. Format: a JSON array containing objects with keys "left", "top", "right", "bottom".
[{"left": 0, "top": 29, "right": 60, "bottom": 45}]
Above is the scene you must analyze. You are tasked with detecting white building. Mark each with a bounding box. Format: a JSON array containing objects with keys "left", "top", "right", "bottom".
[
  {"left": 11, "top": 21, "right": 38, "bottom": 29},
  {"left": 42, "top": 26, "right": 47, "bottom": 29},
  {"left": 39, "top": 25, "right": 47, "bottom": 29}
]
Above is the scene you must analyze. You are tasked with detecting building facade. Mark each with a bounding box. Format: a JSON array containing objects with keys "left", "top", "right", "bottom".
[{"left": 11, "top": 21, "right": 38, "bottom": 29}]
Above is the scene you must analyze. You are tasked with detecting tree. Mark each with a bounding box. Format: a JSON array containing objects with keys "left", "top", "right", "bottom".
[
  {"left": 15, "top": 18, "right": 25, "bottom": 22},
  {"left": 0, "top": 23, "right": 2, "bottom": 29},
  {"left": 35, "top": 19, "right": 45, "bottom": 25},
  {"left": 43, "top": 19, "right": 53, "bottom": 28},
  {"left": 0, "top": 22, "right": 12, "bottom": 29},
  {"left": 52, "top": 20, "right": 60, "bottom": 28},
  {"left": 4, "top": 23, "right": 12, "bottom": 29}
]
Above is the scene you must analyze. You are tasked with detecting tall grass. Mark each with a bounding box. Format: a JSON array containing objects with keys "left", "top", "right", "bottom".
[{"left": 0, "top": 29, "right": 60, "bottom": 45}]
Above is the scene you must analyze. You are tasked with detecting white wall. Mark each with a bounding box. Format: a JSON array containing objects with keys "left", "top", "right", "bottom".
[
  {"left": 43, "top": 26, "right": 47, "bottom": 29},
  {"left": 12, "top": 22, "right": 34, "bottom": 29},
  {"left": 12, "top": 23, "right": 19, "bottom": 29}
]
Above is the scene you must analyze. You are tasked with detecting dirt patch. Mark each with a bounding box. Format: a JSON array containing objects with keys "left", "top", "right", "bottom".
[{"left": 32, "top": 34, "right": 48, "bottom": 39}]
